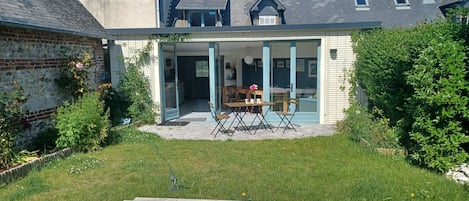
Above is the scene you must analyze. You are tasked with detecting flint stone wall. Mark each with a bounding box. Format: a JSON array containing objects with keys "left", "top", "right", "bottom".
[{"left": 0, "top": 26, "right": 105, "bottom": 148}]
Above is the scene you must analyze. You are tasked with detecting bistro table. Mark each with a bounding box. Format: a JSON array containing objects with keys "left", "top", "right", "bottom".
[{"left": 224, "top": 101, "right": 275, "bottom": 135}]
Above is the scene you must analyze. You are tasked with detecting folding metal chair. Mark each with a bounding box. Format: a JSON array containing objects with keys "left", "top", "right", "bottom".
[
  {"left": 276, "top": 98, "right": 298, "bottom": 133},
  {"left": 208, "top": 102, "right": 231, "bottom": 137}
]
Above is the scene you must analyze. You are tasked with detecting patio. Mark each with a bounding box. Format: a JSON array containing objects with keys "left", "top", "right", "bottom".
[{"left": 138, "top": 120, "right": 335, "bottom": 141}]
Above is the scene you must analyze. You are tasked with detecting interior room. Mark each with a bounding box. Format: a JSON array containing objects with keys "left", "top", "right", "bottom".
[{"left": 161, "top": 41, "right": 318, "bottom": 122}]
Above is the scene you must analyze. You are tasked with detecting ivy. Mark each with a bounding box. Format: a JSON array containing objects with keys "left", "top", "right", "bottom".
[{"left": 152, "top": 33, "right": 191, "bottom": 42}]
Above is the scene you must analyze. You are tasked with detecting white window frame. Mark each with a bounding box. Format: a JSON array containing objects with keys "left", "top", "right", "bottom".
[{"left": 259, "top": 15, "right": 276, "bottom": 26}]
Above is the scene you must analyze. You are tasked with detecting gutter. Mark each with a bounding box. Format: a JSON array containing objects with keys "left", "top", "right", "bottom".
[{"left": 106, "top": 21, "right": 382, "bottom": 35}]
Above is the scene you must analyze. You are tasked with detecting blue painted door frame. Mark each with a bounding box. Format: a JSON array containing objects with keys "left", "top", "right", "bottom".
[
  {"left": 262, "top": 40, "right": 321, "bottom": 123},
  {"left": 160, "top": 43, "right": 180, "bottom": 121}
]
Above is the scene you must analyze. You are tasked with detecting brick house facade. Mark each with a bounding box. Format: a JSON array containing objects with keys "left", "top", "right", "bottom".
[{"left": 0, "top": 0, "right": 107, "bottom": 147}]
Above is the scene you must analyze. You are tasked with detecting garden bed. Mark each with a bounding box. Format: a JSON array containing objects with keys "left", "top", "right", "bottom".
[
  {"left": 0, "top": 148, "right": 72, "bottom": 185},
  {"left": 360, "top": 138, "right": 407, "bottom": 156}
]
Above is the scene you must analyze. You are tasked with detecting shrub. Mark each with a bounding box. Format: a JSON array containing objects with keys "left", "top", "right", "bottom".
[
  {"left": 337, "top": 102, "right": 400, "bottom": 149},
  {"left": 0, "top": 82, "right": 28, "bottom": 169},
  {"left": 405, "top": 36, "right": 469, "bottom": 173},
  {"left": 351, "top": 11, "right": 469, "bottom": 172},
  {"left": 54, "top": 92, "right": 110, "bottom": 152}
]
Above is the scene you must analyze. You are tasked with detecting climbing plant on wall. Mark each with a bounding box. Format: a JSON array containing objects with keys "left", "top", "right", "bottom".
[
  {"left": 117, "top": 41, "right": 156, "bottom": 125},
  {"left": 56, "top": 50, "right": 92, "bottom": 100},
  {"left": 0, "top": 81, "right": 28, "bottom": 169}
]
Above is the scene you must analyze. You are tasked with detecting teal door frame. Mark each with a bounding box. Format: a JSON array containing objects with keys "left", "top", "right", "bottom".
[
  {"left": 209, "top": 42, "right": 222, "bottom": 113},
  {"left": 160, "top": 43, "right": 179, "bottom": 121},
  {"left": 263, "top": 40, "right": 321, "bottom": 123}
]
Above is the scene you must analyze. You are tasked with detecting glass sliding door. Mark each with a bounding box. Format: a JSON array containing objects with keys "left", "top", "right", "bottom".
[
  {"left": 269, "top": 41, "right": 319, "bottom": 123},
  {"left": 295, "top": 41, "right": 318, "bottom": 115},
  {"left": 162, "top": 43, "right": 179, "bottom": 120},
  {"left": 209, "top": 42, "right": 223, "bottom": 112},
  {"left": 269, "top": 42, "right": 291, "bottom": 113}
]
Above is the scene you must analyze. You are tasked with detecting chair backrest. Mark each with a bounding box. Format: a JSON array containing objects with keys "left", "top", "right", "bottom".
[
  {"left": 232, "top": 87, "right": 240, "bottom": 100},
  {"left": 208, "top": 102, "right": 217, "bottom": 119},
  {"left": 288, "top": 98, "right": 299, "bottom": 113},
  {"left": 226, "top": 87, "right": 240, "bottom": 99}
]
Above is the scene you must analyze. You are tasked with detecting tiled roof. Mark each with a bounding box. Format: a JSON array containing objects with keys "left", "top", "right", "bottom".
[
  {"left": 270, "top": 0, "right": 444, "bottom": 27},
  {"left": 0, "top": 0, "right": 106, "bottom": 38},
  {"left": 162, "top": 0, "right": 446, "bottom": 28}
]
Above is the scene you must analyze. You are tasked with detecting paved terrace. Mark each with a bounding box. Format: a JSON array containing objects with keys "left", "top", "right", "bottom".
[{"left": 138, "top": 112, "right": 336, "bottom": 141}]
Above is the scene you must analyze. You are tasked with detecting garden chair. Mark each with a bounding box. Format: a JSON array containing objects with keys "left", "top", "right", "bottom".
[
  {"left": 208, "top": 102, "right": 231, "bottom": 137},
  {"left": 226, "top": 86, "right": 241, "bottom": 103},
  {"left": 276, "top": 98, "right": 298, "bottom": 133}
]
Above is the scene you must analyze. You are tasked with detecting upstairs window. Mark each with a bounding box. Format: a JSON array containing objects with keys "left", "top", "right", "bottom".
[
  {"left": 250, "top": 0, "right": 285, "bottom": 26},
  {"left": 259, "top": 15, "right": 277, "bottom": 25},
  {"left": 355, "top": 0, "right": 368, "bottom": 6},
  {"left": 395, "top": 0, "right": 409, "bottom": 6},
  {"left": 395, "top": 0, "right": 410, "bottom": 10},
  {"left": 188, "top": 11, "right": 219, "bottom": 27},
  {"left": 355, "top": 0, "right": 370, "bottom": 11}
]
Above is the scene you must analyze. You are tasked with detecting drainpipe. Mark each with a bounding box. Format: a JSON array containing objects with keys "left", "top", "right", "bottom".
[{"left": 155, "top": 0, "right": 160, "bottom": 28}]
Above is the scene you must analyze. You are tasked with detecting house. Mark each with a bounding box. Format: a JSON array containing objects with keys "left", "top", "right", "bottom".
[
  {"left": 0, "top": 0, "right": 107, "bottom": 145},
  {"left": 80, "top": 0, "right": 444, "bottom": 125}
]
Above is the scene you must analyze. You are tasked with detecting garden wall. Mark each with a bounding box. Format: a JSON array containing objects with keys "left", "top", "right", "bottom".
[{"left": 0, "top": 26, "right": 105, "bottom": 147}]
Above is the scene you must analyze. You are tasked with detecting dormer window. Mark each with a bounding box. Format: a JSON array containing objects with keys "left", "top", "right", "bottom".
[
  {"left": 259, "top": 15, "right": 277, "bottom": 25},
  {"left": 174, "top": 0, "right": 228, "bottom": 27},
  {"left": 250, "top": 0, "right": 286, "bottom": 26}
]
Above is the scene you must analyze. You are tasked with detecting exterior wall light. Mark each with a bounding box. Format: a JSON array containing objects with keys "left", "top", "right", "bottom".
[{"left": 330, "top": 48, "right": 337, "bottom": 60}]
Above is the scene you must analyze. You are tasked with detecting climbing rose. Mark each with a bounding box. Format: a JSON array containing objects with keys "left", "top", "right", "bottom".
[{"left": 75, "top": 62, "right": 84, "bottom": 69}]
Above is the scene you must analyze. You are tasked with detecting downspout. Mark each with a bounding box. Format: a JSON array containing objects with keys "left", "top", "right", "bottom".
[{"left": 155, "top": 0, "right": 160, "bottom": 28}]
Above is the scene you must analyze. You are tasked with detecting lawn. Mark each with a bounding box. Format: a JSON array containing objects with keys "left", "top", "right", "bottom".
[{"left": 0, "top": 127, "right": 468, "bottom": 201}]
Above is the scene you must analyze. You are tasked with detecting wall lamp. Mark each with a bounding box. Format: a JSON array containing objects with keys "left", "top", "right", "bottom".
[{"left": 330, "top": 48, "right": 337, "bottom": 60}]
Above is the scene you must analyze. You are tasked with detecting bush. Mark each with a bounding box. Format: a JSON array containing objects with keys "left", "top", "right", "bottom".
[
  {"left": 337, "top": 102, "right": 400, "bottom": 149},
  {"left": 0, "top": 82, "right": 28, "bottom": 169},
  {"left": 54, "top": 92, "right": 110, "bottom": 152},
  {"left": 405, "top": 36, "right": 469, "bottom": 173},
  {"left": 352, "top": 11, "right": 469, "bottom": 172}
]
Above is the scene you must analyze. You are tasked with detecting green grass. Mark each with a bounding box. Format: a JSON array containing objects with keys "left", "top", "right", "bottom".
[{"left": 1, "top": 128, "right": 468, "bottom": 201}]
